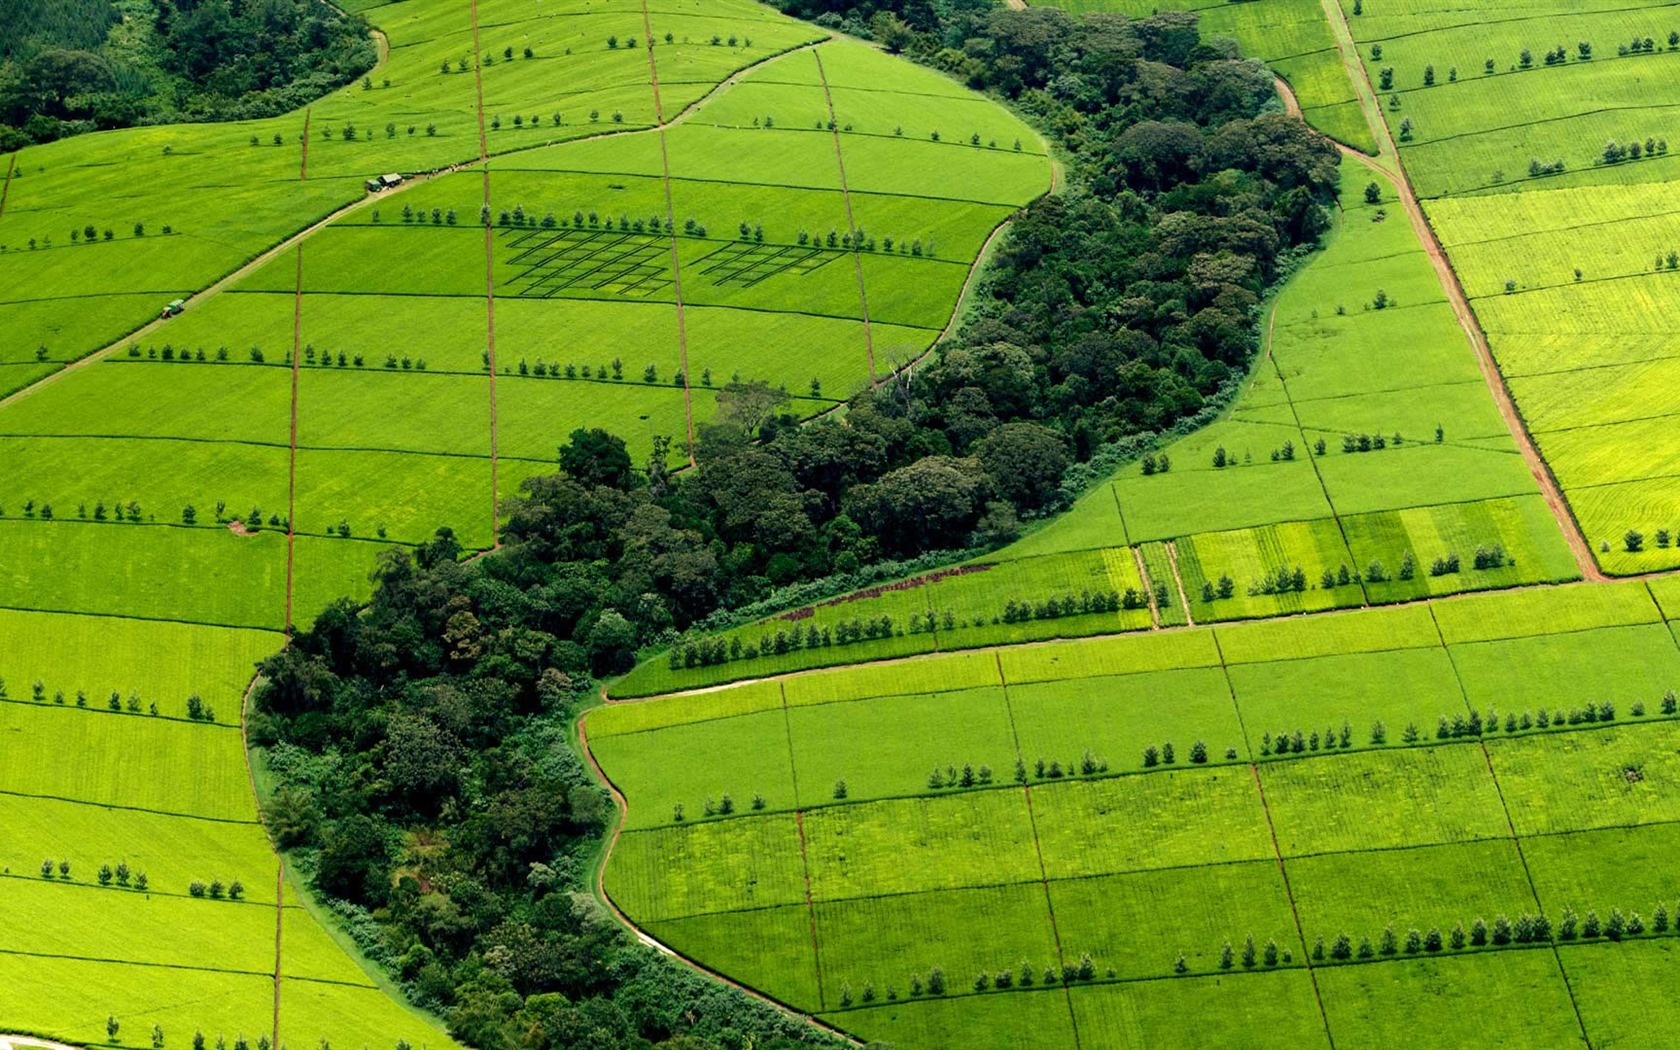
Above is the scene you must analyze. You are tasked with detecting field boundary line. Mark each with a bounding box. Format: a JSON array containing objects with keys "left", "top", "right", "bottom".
[
  {"left": 1109, "top": 484, "right": 1133, "bottom": 546},
  {"left": 0, "top": 786, "right": 263, "bottom": 824},
  {"left": 1245, "top": 772, "right": 1336, "bottom": 1046},
  {"left": 488, "top": 161, "right": 1032, "bottom": 210},
  {"left": 1430, "top": 608, "right": 1595, "bottom": 1047},
  {"left": 995, "top": 653, "right": 1084, "bottom": 1050},
  {"left": 1259, "top": 313, "right": 1369, "bottom": 608},
  {"left": 1319, "top": 0, "right": 1602, "bottom": 582},
  {"left": 0, "top": 947, "right": 367, "bottom": 986},
  {"left": 779, "top": 682, "right": 828, "bottom": 1009},
  {"left": 468, "top": 0, "right": 501, "bottom": 544},
  {"left": 481, "top": 174, "right": 501, "bottom": 544},
  {"left": 640, "top": 1, "right": 697, "bottom": 461},
  {"left": 1132, "top": 546, "right": 1161, "bottom": 629},
  {"left": 285, "top": 244, "right": 302, "bottom": 634},
  {"left": 1163, "top": 541, "right": 1196, "bottom": 628},
  {"left": 239, "top": 672, "right": 285, "bottom": 1050},
  {"left": 812, "top": 47, "right": 878, "bottom": 383},
  {"left": 1212, "top": 625, "right": 1337, "bottom": 1049},
  {"left": 299, "top": 107, "right": 310, "bottom": 181},
  {"left": 0, "top": 152, "right": 14, "bottom": 221},
  {"left": 575, "top": 712, "right": 862, "bottom": 1044}
]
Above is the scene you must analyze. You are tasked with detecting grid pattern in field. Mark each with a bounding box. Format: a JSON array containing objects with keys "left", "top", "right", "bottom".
[
  {"left": 501, "top": 227, "right": 674, "bottom": 298},
  {"left": 693, "top": 240, "right": 842, "bottom": 287},
  {"left": 597, "top": 581, "right": 1680, "bottom": 1047}
]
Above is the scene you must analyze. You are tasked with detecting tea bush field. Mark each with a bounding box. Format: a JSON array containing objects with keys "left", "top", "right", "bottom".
[
  {"left": 594, "top": 576, "right": 1680, "bottom": 1049},
  {"left": 0, "top": 2, "right": 1053, "bottom": 1047},
  {"left": 622, "top": 161, "right": 1580, "bottom": 694},
  {"left": 1331, "top": 0, "right": 1680, "bottom": 573},
  {"left": 0, "top": 614, "right": 455, "bottom": 1050}
]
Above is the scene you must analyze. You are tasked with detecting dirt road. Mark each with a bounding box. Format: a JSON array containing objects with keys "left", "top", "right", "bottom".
[{"left": 1273, "top": 72, "right": 1604, "bottom": 581}]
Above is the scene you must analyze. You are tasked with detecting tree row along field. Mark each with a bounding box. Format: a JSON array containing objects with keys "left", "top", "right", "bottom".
[
  {"left": 592, "top": 575, "right": 1680, "bottom": 1049},
  {"left": 0, "top": 1, "right": 1050, "bottom": 630},
  {"left": 618, "top": 162, "right": 1580, "bottom": 696},
  {"left": 0, "top": 1, "right": 1047, "bottom": 1048},
  {"left": 0, "top": 613, "right": 456, "bottom": 1049},
  {"left": 1332, "top": 0, "right": 1680, "bottom": 574}
]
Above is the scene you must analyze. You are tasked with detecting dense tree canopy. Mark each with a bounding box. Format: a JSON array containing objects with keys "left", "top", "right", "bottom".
[
  {"left": 254, "top": 7, "right": 1342, "bottom": 1049},
  {"left": 0, "top": 0, "right": 375, "bottom": 147}
]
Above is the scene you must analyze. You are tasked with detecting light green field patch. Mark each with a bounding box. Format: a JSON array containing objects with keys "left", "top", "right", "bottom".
[
  {"left": 0, "top": 794, "right": 278, "bottom": 906},
  {"left": 1069, "top": 970, "right": 1332, "bottom": 1050},
  {"left": 607, "top": 815, "right": 808, "bottom": 921},
  {"left": 1569, "top": 479, "right": 1680, "bottom": 575},
  {"left": 1110, "top": 456, "right": 1334, "bottom": 543},
  {"left": 1313, "top": 439, "right": 1539, "bottom": 516},
  {"left": 784, "top": 649, "right": 1002, "bottom": 707},
  {"left": 1032, "top": 767, "right": 1273, "bottom": 879},
  {"left": 1215, "top": 601, "right": 1441, "bottom": 663},
  {"left": 1314, "top": 948, "right": 1585, "bottom": 1050},
  {"left": 1522, "top": 822, "right": 1680, "bottom": 918},
  {"left": 646, "top": 905, "right": 821, "bottom": 1010},
  {"left": 1259, "top": 745, "right": 1507, "bottom": 855},
  {"left": 1051, "top": 861, "right": 1297, "bottom": 980},
  {"left": 1449, "top": 624, "right": 1680, "bottom": 714},
  {"left": 589, "top": 708, "right": 796, "bottom": 830},
  {"left": 1287, "top": 839, "right": 1537, "bottom": 946},
  {"left": 816, "top": 884, "right": 1060, "bottom": 1005},
  {"left": 1489, "top": 720, "right": 1680, "bottom": 836},
  {"left": 588, "top": 679, "right": 785, "bottom": 737},
  {"left": 1175, "top": 518, "right": 1363, "bottom": 622},
  {"left": 1432, "top": 579, "right": 1661, "bottom": 643},
  {"left": 1230, "top": 647, "right": 1468, "bottom": 755},
  {"left": 0, "top": 610, "right": 276, "bottom": 712},
  {"left": 788, "top": 686, "right": 1018, "bottom": 807},
  {"left": 1009, "top": 667, "right": 1244, "bottom": 773},
  {"left": 831, "top": 984, "right": 1077, "bottom": 1050},
  {"left": 804, "top": 790, "right": 1040, "bottom": 901},
  {"left": 0, "top": 701, "right": 255, "bottom": 819},
  {"left": 999, "top": 629, "right": 1222, "bottom": 684},
  {"left": 1344, "top": 494, "right": 1581, "bottom": 603}
]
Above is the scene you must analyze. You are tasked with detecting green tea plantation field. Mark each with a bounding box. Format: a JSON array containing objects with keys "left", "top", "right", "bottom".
[
  {"left": 0, "top": 0, "right": 1049, "bottom": 1045},
  {"left": 593, "top": 577, "right": 1680, "bottom": 1049}
]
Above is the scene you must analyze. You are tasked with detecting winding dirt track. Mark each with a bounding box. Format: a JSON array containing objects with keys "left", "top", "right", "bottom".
[{"left": 1271, "top": 73, "right": 1603, "bottom": 581}]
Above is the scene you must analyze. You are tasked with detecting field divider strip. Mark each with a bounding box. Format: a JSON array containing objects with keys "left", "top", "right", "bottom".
[
  {"left": 239, "top": 671, "right": 286, "bottom": 1050},
  {"left": 468, "top": 0, "right": 501, "bottom": 544},
  {"left": 0, "top": 152, "right": 15, "bottom": 221},
  {"left": 779, "top": 682, "right": 826, "bottom": 1008},
  {"left": 1163, "top": 541, "right": 1196, "bottom": 628},
  {"left": 1262, "top": 325, "right": 1368, "bottom": 608},
  {"left": 285, "top": 244, "right": 302, "bottom": 634},
  {"left": 995, "top": 654, "right": 1083, "bottom": 1050},
  {"left": 812, "top": 47, "right": 878, "bottom": 383},
  {"left": 299, "top": 107, "right": 310, "bottom": 181},
  {"left": 1246, "top": 763, "right": 1336, "bottom": 1047},
  {"left": 1215, "top": 623, "right": 1336, "bottom": 1046},
  {"left": 482, "top": 171, "right": 501, "bottom": 545},
  {"left": 1132, "top": 546, "right": 1161, "bottom": 629},
  {"left": 1430, "top": 607, "right": 1595, "bottom": 1047},
  {"left": 639, "top": 1, "right": 697, "bottom": 462}
]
